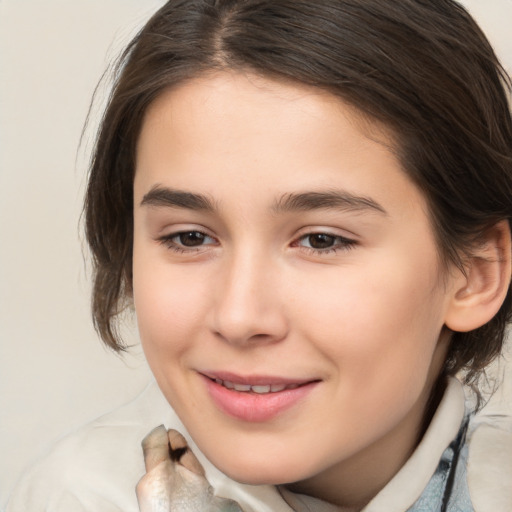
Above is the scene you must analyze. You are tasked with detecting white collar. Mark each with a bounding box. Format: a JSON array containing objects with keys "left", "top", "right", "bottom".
[{"left": 362, "top": 377, "right": 465, "bottom": 511}]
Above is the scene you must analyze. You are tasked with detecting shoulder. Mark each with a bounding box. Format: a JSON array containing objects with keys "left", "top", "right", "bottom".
[
  {"left": 6, "top": 381, "right": 178, "bottom": 512},
  {"left": 467, "top": 415, "right": 512, "bottom": 512}
]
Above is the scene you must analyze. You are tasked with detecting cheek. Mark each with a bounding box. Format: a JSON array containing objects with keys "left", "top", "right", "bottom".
[
  {"left": 132, "top": 248, "right": 208, "bottom": 358},
  {"left": 293, "top": 252, "right": 446, "bottom": 387}
]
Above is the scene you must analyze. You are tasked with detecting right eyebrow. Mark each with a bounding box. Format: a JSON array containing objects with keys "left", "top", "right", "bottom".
[{"left": 140, "top": 186, "right": 216, "bottom": 212}]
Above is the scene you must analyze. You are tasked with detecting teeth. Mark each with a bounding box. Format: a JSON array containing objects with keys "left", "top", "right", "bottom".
[
  {"left": 233, "top": 383, "right": 252, "bottom": 392},
  {"left": 251, "top": 385, "right": 271, "bottom": 394},
  {"left": 214, "top": 378, "right": 299, "bottom": 394}
]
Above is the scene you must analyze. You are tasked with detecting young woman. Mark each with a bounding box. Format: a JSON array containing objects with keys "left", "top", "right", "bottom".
[{"left": 7, "top": 1, "right": 512, "bottom": 511}]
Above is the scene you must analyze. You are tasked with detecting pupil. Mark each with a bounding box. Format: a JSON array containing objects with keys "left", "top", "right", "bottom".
[
  {"left": 180, "top": 231, "right": 204, "bottom": 246},
  {"left": 309, "top": 234, "right": 334, "bottom": 249}
]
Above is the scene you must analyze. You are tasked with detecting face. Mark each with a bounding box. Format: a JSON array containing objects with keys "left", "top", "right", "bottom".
[{"left": 133, "top": 71, "right": 458, "bottom": 504}]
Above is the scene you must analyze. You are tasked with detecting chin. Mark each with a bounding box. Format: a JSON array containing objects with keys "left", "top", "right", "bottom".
[{"left": 212, "top": 455, "right": 309, "bottom": 486}]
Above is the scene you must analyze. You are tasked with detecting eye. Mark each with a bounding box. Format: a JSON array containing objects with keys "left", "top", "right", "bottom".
[
  {"left": 295, "top": 232, "right": 356, "bottom": 254},
  {"left": 303, "top": 233, "right": 336, "bottom": 249},
  {"left": 174, "top": 231, "right": 211, "bottom": 247},
  {"left": 158, "top": 230, "right": 217, "bottom": 252}
]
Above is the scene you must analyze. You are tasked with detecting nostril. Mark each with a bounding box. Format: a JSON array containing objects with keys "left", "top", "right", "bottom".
[{"left": 213, "top": 328, "right": 287, "bottom": 347}]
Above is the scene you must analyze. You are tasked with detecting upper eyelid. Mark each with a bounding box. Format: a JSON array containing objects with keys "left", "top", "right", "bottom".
[
  {"left": 294, "top": 226, "right": 359, "bottom": 241},
  {"left": 156, "top": 227, "right": 357, "bottom": 239},
  {"left": 156, "top": 224, "right": 216, "bottom": 238}
]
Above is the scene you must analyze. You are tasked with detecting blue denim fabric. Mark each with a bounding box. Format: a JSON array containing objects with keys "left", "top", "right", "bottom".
[{"left": 408, "top": 417, "right": 474, "bottom": 512}]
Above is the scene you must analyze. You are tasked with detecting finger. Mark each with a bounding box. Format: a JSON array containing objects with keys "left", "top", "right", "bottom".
[
  {"left": 168, "top": 429, "right": 206, "bottom": 477},
  {"left": 179, "top": 447, "right": 206, "bottom": 477},
  {"left": 168, "top": 429, "right": 188, "bottom": 453},
  {"left": 141, "top": 424, "right": 171, "bottom": 472}
]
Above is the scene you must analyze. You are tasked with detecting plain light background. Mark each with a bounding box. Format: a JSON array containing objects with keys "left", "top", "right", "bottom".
[{"left": 1, "top": 0, "right": 511, "bottom": 508}]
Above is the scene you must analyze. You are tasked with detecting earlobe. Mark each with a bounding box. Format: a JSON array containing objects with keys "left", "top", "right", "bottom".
[{"left": 444, "top": 220, "right": 511, "bottom": 333}]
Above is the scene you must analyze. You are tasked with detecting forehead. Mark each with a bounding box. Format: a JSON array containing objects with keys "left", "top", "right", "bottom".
[
  {"left": 134, "top": 71, "right": 426, "bottom": 220},
  {"left": 139, "top": 71, "right": 395, "bottom": 153}
]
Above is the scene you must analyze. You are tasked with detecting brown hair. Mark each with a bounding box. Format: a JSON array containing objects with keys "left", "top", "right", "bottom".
[{"left": 85, "top": 0, "right": 512, "bottom": 387}]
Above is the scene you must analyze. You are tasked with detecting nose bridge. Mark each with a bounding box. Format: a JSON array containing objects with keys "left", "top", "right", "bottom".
[{"left": 212, "top": 243, "right": 287, "bottom": 345}]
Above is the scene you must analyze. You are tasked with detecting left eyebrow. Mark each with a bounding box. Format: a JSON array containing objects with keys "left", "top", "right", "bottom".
[{"left": 272, "top": 190, "right": 387, "bottom": 216}]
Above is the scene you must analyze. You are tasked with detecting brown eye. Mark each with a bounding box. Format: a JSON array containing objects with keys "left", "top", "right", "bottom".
[
  {"left": 307, "top": 233, "right": 336, "bottom": 249},
  {"left": 157, "top": 229, "right": 217, "bottom": 252},
  {"left": 177, "top": 231, "right": 208, "bottom": 246},
  {"left": 295, "top": 232, "right": 357, "bottom": 254}
]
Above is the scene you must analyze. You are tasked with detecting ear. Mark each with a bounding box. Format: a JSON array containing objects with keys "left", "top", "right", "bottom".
[{"left": 445, "top": 220, "right": 511, "bottom": 332}]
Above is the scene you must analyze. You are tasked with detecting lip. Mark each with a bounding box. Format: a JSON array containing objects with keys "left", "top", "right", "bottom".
[
  {"left": 202, "top": 371, "right": 310, "bottom": 387},
  {"left": 200, "top": 372, "right": 320, "bottom": 422}
]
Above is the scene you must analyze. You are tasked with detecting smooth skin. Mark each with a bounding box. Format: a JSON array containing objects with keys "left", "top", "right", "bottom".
[{"left": 132, "top": 71, "right": 509, "bottom": 509}]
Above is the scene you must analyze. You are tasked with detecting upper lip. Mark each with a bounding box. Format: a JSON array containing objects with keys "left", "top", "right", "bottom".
[{"left": 200, "top": 371, "right": 318, "bottom": 387}]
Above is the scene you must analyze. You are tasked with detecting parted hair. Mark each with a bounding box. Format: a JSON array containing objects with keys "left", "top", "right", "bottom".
[{"left": 85, "top": 0, "right": 512, "bottom": 387}]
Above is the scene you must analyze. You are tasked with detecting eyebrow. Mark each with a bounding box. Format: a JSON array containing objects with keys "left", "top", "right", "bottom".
[
  {"left": 272, "top": 191, "right": 387, "bottom": 215},
  {"left": 140, "top": 186, "right": 386, "bottom": 216},
  {"left": 140, "top": 186, "right": 216, "bottom": 212}
]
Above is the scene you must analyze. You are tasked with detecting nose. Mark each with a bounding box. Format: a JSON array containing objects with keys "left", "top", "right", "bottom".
[{"left": 210, "top": 249, "right": 288, "bottom": 346}]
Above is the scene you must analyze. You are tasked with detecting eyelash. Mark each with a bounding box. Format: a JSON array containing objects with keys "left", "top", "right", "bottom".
[
  {"left": 293, "top": 233, "right": 357, "bottom": 255},
  {"left": 157, "top": 230, "right": 357, "bottom": 255},
  {"left": 157, "top": 230, "right": 217, "bottom": 253}
]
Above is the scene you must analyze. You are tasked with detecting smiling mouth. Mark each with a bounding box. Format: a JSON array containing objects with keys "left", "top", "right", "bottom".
[
  {"left": 202, "top": 373, "right": 320, "bottom": 422},
  {"left": 210, "top": 378, "right": 303, "bottom": 394}
]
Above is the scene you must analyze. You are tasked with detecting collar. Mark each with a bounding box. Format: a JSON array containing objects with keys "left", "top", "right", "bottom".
[{"left": 362, "top": 377, "right": 465, "bottom": 511}]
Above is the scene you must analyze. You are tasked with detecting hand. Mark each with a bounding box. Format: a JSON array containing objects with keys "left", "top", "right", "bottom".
[{"left": 136, "top": 425, "right": 244, "bottom": 512}]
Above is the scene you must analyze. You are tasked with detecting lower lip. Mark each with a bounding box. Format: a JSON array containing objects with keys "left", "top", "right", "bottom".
[{"left": 202, "top": 376, "right": 318, "bottom": 422}]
